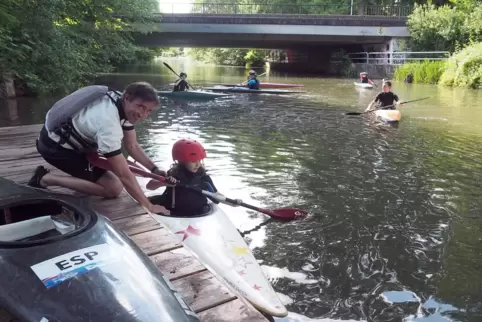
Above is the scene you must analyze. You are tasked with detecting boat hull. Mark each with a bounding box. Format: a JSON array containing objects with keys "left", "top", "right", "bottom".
[
  {"left": 127, "top": 158, "right": 288, "bottom": 318},
  {"left": 354, "top": 82, "right": 374, "bottom": 89},
  {"left": 0, "top": 177, "right": 199, "bottom": 322},
  {"left": 158, "top": 90, "right": 230, "bottom": 100},
  {"left": 216, "top": 83, "right": 304, "bottom": 89},
  {"left": 202, "top": 86, "right": 304, "bottom": 95},
  {"left": 375, "top": 109, "right": 402, "bottom": 122}
]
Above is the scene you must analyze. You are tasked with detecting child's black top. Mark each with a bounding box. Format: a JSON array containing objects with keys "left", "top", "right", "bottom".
[{"left": 161, "top": 165, "right": 219, "bottom": 216}]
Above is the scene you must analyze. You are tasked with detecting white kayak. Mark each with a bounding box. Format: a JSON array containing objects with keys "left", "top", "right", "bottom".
[
  {"left": 354, "top": 82, "right": 374, "bottom": 89},
  {"left": 375, "top": 109, "right": 402, "bottom": 122},
  {"left": 125, "top": 157, "right": 288, "bottom": 318}
]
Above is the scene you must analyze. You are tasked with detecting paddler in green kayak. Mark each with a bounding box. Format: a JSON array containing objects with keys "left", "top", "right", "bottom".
[
  {"left": 173, "top": 72, "right": 190, "bottom": 92},
  {"left": 365, "top": 80, "right": 403, "bottom": 111},
  {"left": 149, "top": 138, "right": 242, "bottom": 216}
]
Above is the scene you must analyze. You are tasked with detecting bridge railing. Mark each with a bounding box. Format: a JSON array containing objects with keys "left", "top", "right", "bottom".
[
  {"left": 160, "top": 3, "right": 412, "bottom": 16},
  {"left": 348, "top": 51, "right": 450, "bottom": 65}
]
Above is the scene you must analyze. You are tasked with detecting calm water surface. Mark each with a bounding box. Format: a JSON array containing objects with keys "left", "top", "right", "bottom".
[{"left": 2, "top": 59, "right": 482, "bottom": 322}]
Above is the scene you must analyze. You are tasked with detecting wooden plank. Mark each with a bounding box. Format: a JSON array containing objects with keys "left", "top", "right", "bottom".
[
  {"left": 91, "top": 196, "right": 147, "bottom": 220},
  {"left": 0, "top": 146, "right": 39, "bottom": 161},
  {"left": 0, "top": 124, "right": 42, "bottom": 135},
  {"left": 172, "top": 270, "right": 237, "bottom": 313},
  {"left": 113, "top": 214, "right": 160, "bottom": 236},
  {"left": 130, "top": 228, "right": 182, "bottom": 255},
  {"left": 198, "top": 299, "right": 268, "bottom": 322},
  {"left": 0, "top": 157, "right": 48, "bottom": 176},
  {"left": 150, "top": 248, "right": 207, "bottom": 281}
]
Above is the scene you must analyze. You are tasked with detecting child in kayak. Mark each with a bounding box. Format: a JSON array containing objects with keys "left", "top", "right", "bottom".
[
  {"left": 365, "top": 80, "right": 403, "bottom": 111},
  {"left": 150, "top": 138, "right": 242, "bottom": 216},
  {"left": 246, "top": 70, "right": 260, "bottom": 90},
  {"left": 359, "top": 72, "right": 375, "bottom": 85},
  {"left": 173, "top": 72, "right": 189, "bottom": 92}
]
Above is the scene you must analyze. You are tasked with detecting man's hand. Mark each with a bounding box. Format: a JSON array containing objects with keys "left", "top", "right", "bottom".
[
  {"left": 146, "top": 176, "right": 178, "bottom": 190},
  {"left": 148, "top": 203, "right": 170, "bottom": 215},
  {"left": 106, "top": 154, "right": 152, "bottom": 209},
  {"left": 152, "top": 167, "right": 167, "bottom": 177}
]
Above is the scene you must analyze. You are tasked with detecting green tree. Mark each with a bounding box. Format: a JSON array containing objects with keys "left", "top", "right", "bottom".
[
  {"left": 0, "top": 0, "right": 159, "bottom": 95},
  {"left": 407, "top": 0, "right": 482, "bottom": 52}
]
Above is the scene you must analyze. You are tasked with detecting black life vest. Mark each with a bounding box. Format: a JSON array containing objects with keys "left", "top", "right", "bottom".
[{"left": 163, "top": 166, "right": 217, "bottom": 216}]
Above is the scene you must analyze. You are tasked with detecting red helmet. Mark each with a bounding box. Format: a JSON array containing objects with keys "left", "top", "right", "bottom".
[{"left": 172, "top": 138, "right": 206, "bottom": 162}]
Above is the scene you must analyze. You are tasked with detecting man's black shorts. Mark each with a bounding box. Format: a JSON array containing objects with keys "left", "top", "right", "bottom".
[{"left": 37, "top": 126, "right": 107, "bottom": 183}]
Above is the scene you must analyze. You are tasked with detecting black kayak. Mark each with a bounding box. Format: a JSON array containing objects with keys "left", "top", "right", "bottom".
[{"left": 0, "top": 177, "right": 199, "bottom": 322}]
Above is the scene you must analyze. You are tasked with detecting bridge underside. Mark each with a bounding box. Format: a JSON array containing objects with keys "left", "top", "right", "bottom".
[
  {"left": 132, "top": 19, "right": 408, "bottom": 49},
  {"left": 134, "top": 33, "right": 395, "bottom": 49}
]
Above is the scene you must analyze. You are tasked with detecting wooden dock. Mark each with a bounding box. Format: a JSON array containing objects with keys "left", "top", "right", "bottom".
[{"left": 0, "top": 124, "right": 269, "bottom": 322}]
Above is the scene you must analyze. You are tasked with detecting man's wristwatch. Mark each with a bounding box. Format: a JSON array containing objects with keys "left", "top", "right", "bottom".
[{"left": 150, "top": 165, "right": 159, "bottom": 173}]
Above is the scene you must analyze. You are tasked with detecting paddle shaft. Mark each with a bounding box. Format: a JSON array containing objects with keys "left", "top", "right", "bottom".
[
  {"left": 124, "top": 159, "right": 238, "bottom": 204},
  {"left": 163, "top": 62, "right": 197, "bottom": 90},
  {"left": 348, "top": 97, "right": 430, "bottom": 115},
  {"left": 125, "top": 159, "right": 276, "bottom": 216}
]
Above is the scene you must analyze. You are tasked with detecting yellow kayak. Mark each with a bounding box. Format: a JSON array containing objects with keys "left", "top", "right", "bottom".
[{"left": 374, "top": 109, "right": 402, "bottom": 122}]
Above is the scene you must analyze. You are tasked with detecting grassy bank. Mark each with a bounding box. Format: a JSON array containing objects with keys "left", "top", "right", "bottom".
[
  {"left": 393, "top": 61, "right": 445, "bottom": 84},
  {"left": 393, "top": 43, "right": 482, "bottom": 89}
]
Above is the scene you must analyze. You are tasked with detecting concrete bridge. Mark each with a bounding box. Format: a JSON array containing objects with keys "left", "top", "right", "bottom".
[{"left": 132, "top": 3, "right": 411, "bottom": 49}]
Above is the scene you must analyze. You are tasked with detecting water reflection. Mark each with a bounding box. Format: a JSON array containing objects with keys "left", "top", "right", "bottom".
[{"left": 0, "top": 59, "right": 481, "bottom": 321}]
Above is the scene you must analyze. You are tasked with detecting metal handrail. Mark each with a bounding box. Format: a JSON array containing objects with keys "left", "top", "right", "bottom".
[
  {"left": 268, "top": 51, "right": 450, "bottom": 65},
  {"left": 347, "top": 51, "right": 450, "bottom": 65},
  {"left": 159, "top": 3, "right": 413, "bottom": 16}
]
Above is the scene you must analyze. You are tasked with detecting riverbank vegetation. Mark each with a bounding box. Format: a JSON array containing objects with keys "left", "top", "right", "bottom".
[
  {"left": 394, "top": 0, "right": 482, "bottom": 89},
  {"left": 393, "top": 61, "right": 445, "bottom": 84},
  {"left": 187, "top": 48, "right": 266, "bottom": 67},
  {"left": 0, "top": 0, "right": 160, "bottom": 97}
]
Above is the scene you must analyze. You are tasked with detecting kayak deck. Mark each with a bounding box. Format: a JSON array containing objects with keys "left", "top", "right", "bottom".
[
  {"left": 354, "top": 82, "right": 374, "bottom": 89},
  {"left": 202, "top": 86, "right": 305, "bottom": 94},
  {"left": 158, "top": 90, "right": 231, "bottom": 100},
  {"left": 0, "top": 124, "right": 269, "bottom": 322},
  {"left": 375, "top": 109, "right": 402, "bottom": 122},
  {"left": 128, "top": 158, "right": 288, "bottom": 318},
  {"left": 216, "top": 83, "right": 304, "bottom": 89}
]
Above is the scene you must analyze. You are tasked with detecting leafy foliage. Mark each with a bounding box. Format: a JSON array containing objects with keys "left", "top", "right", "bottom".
[
  {"left": 188, "top": 48, "right": 250, "bottom": 66},
  {"left": 439, "top": 42, "right": 482, "bottom": 89},
  {"left": 407, "top": 0, "right": 482, "bottom": 53},
  {"left": 0, "top": 0, "right": 159, "bottom": 95},
  {"left": 403, "top": 0, "right": 482, "bottom": 88},
  {"left": 244, "top": 49, "right": 265, "bottom": 67}
]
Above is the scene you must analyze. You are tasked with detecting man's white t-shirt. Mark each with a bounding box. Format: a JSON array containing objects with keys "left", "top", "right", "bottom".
[{"left": 46, "top": 91, "right": 134, "bottom": 157}]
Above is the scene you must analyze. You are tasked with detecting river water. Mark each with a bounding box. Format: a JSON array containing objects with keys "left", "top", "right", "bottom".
[{"left": 1, "top": 58, "right": 482, "bottom": 322}]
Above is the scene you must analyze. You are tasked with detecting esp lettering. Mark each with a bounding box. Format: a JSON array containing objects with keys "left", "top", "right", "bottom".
[{"left": 55, "top": 251, "right": 98, "bottom": 271}]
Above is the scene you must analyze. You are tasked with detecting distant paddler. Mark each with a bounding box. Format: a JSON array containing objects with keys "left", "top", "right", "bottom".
[
  {"left": 359, "top": 72, "right": 375, "bottom": 86},
  {"left": 173, "top": 72, "right": 190, "bottom": 92},
  {"left": 246, "top": 70, "right": 260, "bottom": 90}
]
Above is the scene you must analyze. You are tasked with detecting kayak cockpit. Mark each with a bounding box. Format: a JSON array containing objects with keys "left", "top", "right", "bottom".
[
  {"left": 0, "top": 199, "right": 94, "bottom": 245},
  {"left": 148, "top": 195, "right": 215, "bottom": 218}
]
